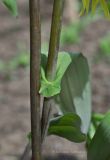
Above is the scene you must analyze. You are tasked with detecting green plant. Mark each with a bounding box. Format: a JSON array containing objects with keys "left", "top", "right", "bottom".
[
  {"left": 0, "top": 50, "right": 29, "bottom": 80},
  {"left": 60, "top": 14, "right": 99, "bottom": 46},
  {"left": 9, "top": 51, "right": 29, "bottom": 69},
  {"left": 93, "top": 33, "right": 110, "bottom": 64},
  {"left": 99, "top": 33, "right": 110, "bottom": 56},
  {"left": 2, "top": 1, "right": 110, "bottom": 160},
  {"left": 60, "top": 22, "right": 82, "bottom": 45}
]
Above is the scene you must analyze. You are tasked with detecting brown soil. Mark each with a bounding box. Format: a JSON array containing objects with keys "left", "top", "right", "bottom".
[{"left": 0, "top": 1, "right": 110, "bottom": 160}]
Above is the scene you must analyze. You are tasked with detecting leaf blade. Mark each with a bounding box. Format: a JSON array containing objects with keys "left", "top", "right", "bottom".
[
  {"left": 54, "top": 52, "right": 91, "bottom": 134},
  {"left": 40, "top": 52, "right": 73, "bottom": 97},
  {"left": 87, "top": 112, "right": 110, "bottom": 160},
  {"left": 2, "top": 0, "right": 18, "bottom": 17},
  {"left": 48, "top": 113, "right": 86, "bottom": 143}
]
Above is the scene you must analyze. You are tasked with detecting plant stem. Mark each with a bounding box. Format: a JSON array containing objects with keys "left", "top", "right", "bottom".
[
  {"left": 20, "top": 142, "right": 31, "bottom": 160},
  {"left": 29, "top": 0, "right": 41, "bottom": 160},
  {"left": 41, "top": 0, "right": 64, "bottom": 142},
  {"left": 46, "top": 0, "right": 65, "bottom": 81}
]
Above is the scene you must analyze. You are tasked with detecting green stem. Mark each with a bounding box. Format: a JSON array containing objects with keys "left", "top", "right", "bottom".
[
  {"left": 41, "top": 0, "right": 64, "bottom": 142},
  {"left": 29, "top": 0, "right": 41, "bottom": 160},
  {"left": 46, "top": 0, "right": 65, "bottom": 81}
]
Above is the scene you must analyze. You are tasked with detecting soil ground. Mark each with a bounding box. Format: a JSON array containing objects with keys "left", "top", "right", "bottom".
[{"left": 0, "top": 1, "right": 110, "bottom": 160}]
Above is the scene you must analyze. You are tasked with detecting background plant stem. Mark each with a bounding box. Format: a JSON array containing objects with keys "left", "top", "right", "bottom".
[
  {"left": 41, "top": 0, "right": 65, "bottom": 142},
  {"left": 29, "top": 0, "right": 41, "bottom": 160}
]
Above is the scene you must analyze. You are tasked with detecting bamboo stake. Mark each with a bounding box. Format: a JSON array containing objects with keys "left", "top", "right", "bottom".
[{"left": 29, "top": 0, "right": 41, "bottom": 159}]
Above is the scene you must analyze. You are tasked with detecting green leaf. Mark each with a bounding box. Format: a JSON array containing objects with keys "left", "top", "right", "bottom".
[
  {"left": 82, "top": 0, "right": 90, "bottom": 13},
  {"left": 81, "top": 0, "right": 110, "bottom": 18},
  {"left": 54, "top": 53, "right": 91, "bottom": 134},
  {"left": 91, "top": 0, "right": 99, "bottom": 14},
  {"left": 99, "top": 33, "right": 110, "bottom": 56},
  {"left": 100, "top": 0, "right": 110, "bottom": 18},
  {"left": 87, "top": 112, "right": 110, "bottom": 160},
  {"left": 48, "top": 113, "right": 86, "bottom": 143},
  {"left": 92, "top": 112, "right": 105, "bottom": 122},
  {"left": 86, "top": 112, "right": 105, "bottom": 147},
  {"left": 2, "top": 0, "right": 18, "bottom": 17},
  {"left": 39, "top": 52, "right": 73, "bottom": 97},
  {"left": 87, "top": 123, "right": 96, "bottom": 147},
  {"left": 39, "top": 67, "right": 61, "bottom": 97}
]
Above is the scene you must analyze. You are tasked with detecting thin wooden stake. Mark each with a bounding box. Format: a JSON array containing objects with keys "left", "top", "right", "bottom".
[{"left": 29, "top": 0, "right": 41, "bottom": 159}]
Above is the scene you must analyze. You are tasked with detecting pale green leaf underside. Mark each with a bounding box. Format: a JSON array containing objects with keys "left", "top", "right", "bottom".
[
  {"left": 48, "top": 113, "right": 86, "bottom": 143},
  {"left": 87, "top": 112, "right": 110, "bottom": 160},
  {"left": 2, "top": 0, "right": 18, "bottom": 16},
  {"left": 54, "top": 53, "right": 91, "bottom": 134}
]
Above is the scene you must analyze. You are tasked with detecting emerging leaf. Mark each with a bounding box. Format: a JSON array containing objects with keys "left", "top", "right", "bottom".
[
  {"left": 48, "top": 113, "right": 86, "bottom": 143},
  {"left": 86, "top": 112, "right": 105, "bottom": 147},
  {"left": 40, "top": 52, "right": 74, "bottom": 97}
]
